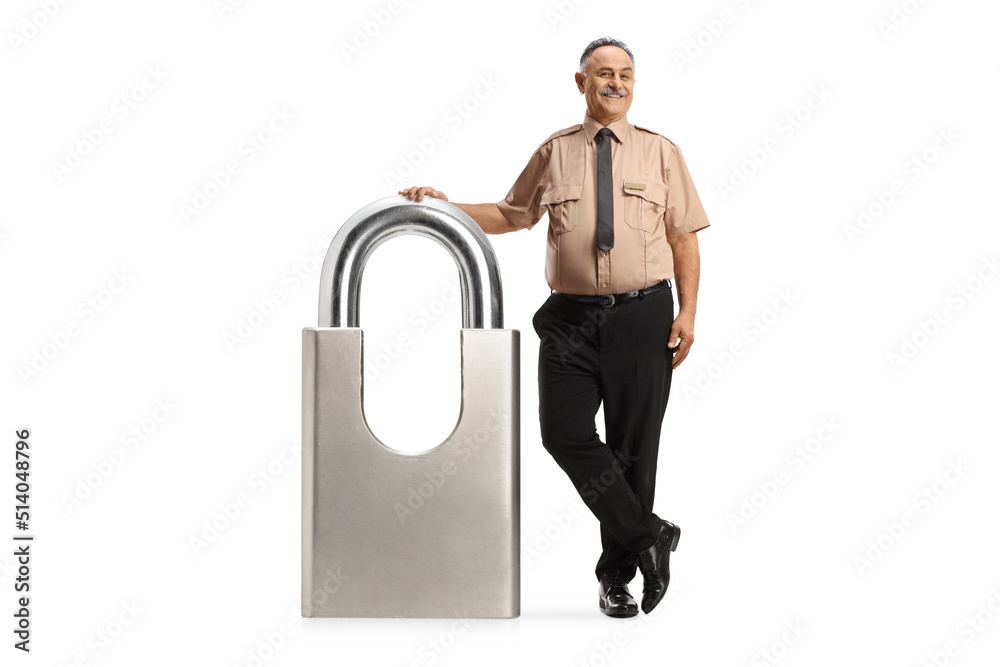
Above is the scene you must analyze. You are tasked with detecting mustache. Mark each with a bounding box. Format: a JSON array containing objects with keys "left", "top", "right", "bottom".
[{"left": 599, "top": 86, "right": 628, "bottom": 97}]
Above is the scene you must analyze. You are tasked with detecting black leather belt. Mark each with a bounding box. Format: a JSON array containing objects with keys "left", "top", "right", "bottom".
[{"left": 551, "top": 279, "right": 671, "bottom": 308}]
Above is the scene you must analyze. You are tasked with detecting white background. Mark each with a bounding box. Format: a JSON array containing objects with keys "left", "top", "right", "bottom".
[{"left": 3, "top": 0, "right": 999, "bottom": 664}]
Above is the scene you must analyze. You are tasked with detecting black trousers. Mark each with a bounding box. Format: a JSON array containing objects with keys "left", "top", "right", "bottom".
[{"left": 531, "top": 280, "right": 674, "bottom": 582}]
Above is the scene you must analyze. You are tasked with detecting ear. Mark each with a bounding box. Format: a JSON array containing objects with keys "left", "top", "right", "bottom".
[{"left": 574, "top": 71, "right": 585, "bottom": 93}]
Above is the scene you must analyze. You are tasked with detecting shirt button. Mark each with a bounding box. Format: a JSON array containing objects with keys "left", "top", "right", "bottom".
[
  {"left": 555, "top": 195, "right": 562, "bottom": 201},
  {"left": 601, "top": 251, "right": 606, "bottom": 257},
  {"left": 602, "top": 281, "right": 608, "bottom": 287}
]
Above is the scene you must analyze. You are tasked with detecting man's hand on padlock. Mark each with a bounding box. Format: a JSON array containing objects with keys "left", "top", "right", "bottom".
[{"left": 398, "top": 186, "right": 449, "bottom": 202}]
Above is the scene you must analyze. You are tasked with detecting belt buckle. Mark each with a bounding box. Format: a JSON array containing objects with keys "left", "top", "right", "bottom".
[{"left": 599, "top": 294, "right": 615, "bottom": 308}]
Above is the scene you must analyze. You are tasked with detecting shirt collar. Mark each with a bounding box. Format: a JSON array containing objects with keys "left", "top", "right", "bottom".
[{"left": 583, "top": 111, "right": 630, "bottom": 145}]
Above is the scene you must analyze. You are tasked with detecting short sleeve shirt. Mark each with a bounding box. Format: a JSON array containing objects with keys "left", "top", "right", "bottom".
[{"left": 496, "top": 111, "right": 710, "bottom": 295}]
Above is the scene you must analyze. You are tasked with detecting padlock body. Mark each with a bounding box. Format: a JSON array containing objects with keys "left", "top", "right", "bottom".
[{"left": 302, "top": 328, "right": 520, "bottom": 618}]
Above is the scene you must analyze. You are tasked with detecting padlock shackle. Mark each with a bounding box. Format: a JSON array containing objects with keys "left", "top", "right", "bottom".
[{"left": 319, "top": 195, "right": 504, "bottom": 329}]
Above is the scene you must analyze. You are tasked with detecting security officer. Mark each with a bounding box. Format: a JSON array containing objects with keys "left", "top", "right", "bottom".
[{"left": 400, "top": 36, "right": 710, "bottom": 618}]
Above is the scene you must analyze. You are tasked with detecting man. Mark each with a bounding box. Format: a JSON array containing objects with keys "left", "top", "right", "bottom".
[{"left": 399, "top": 37, "right": 710, "bottom": 618}]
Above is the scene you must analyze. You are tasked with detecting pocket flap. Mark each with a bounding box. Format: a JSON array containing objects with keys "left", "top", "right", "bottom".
[
  {"left": 540, "top": 183, "right": 583, "bottom": 205},
  {"left": 623, "top": 178, "right": 667, "bottom": 206}
]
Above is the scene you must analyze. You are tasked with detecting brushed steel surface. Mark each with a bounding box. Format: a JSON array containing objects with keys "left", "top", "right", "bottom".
[
  {"left": 302, "top": 328, "right": 519, "bottom": 618},
  {"left": 303, "top": 196, "right": 520, "bottom": 618}
]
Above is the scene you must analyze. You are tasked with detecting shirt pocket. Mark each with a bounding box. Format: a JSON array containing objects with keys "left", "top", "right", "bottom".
[
  {"left": 540, "top": 183, "right": 584, "bottom": 234},
  {"left": 623, "top": 177, "right": 668, "bottom": 234}
]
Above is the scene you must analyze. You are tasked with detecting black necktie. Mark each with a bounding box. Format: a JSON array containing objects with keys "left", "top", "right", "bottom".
[{"left": 596, "top": 127, "right": 614, "bottom": 251}]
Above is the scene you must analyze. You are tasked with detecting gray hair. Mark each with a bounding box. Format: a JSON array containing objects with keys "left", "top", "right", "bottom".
[{"left": 579, "top": 37, "right": 635, "bottom": 76}]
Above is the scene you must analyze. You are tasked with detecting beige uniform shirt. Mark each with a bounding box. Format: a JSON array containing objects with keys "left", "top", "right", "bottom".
[{"left": 496, "top": 111, "right": 711, "bottom": 295}]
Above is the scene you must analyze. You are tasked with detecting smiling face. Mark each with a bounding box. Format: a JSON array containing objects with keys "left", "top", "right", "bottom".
[{"left": 575, "top": 45, "right": 635, "bottom": 125}]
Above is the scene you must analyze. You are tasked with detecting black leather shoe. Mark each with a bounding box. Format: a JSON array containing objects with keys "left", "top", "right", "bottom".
[
  {"left": 636, "top": 519, "right": 680, "bottom": 614},
  {"left": 598, "top": 571, "right": 639, "bottom": 618}
]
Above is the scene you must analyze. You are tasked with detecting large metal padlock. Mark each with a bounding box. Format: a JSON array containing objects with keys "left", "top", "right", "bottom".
[{"left": 302, "top": 195, "right": 520, "bottom": 618}]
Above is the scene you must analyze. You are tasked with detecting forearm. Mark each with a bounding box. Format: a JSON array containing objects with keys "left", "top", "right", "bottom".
[
  {"left": 454, "top": 203, "right": 521, "bottom": 235},
  {"left": 668, "top": 232, "right": 701, "bottom": 315}
]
